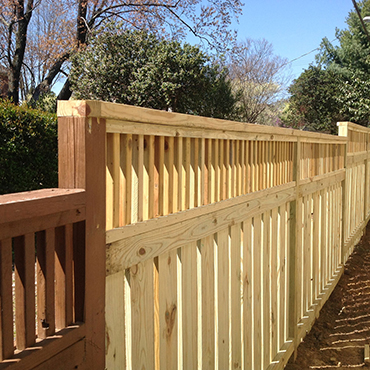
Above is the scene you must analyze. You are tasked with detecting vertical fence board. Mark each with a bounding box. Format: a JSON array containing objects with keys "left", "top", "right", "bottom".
[
  {"left": 182, "top": 241, "right": 198, "bottom": 370},
  {"left": 201, "top": 235, "right": 215, "bottom": 370},
  {"left": 159, "top": 249, "right": 178, "bottom": 370},
  {"left": 106, "top": 271, "right": 126, "bottom": 370},
  {"left": 262, "top": 211, "right": 271, "bottom": 368},
  {"left": 123, "top": 134, "right": 133, "bottom": 225},
  {"left": 278, "top": 203, "right": 287, "bottom": 350},
  {"left": 131, "top": 260, "right": 155, "bottom": 369},
  {"left": 230, "top": 224, "right": 242, "bottom": 369},
  {"left": 271, "top": 207, "right": 278, "bottom": 359},
  {"left": 216, "top": 229, "right": 230, "bottom": 370},
  {"left": 243, "top": 218, "right": 253, "bottom": 369},
  {"left": 253, "top": 215, "right": 262, "bottom": 369}
]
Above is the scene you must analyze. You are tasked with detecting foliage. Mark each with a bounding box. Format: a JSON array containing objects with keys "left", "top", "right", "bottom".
[
  {"left": 227, "top": 39, "right": 290, "bottom": 124},
  {"left": 0, "top": 100, "right": 58, "bottom": 194},
  {"left": 32, "top": 91, "right": 57, "bottom": 113},
  {"left": 282, "top": 66, "right": 344, "bottom": 134},
  {"left": 317, "top": 1, "right": 370, "bottom": 75},
  {"left": 283, "top": 0, "right": 370, "bottom": 132},
  {"left": 337, "top": 70, "right": 370, "bottom": 125},
  {"left": 0, "top": 0, "right": 243, "bottom": 104},
  {"left": 70, "top": 28, "right": 236, "bottom": 119}
]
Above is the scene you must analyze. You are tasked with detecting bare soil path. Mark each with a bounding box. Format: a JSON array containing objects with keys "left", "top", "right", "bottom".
[{"left": 285, "top": 223, "right": 370, "bottom": 369}]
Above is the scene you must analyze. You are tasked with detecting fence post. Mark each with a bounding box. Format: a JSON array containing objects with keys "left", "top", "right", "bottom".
[
  {"left": 289, "top": 137, "right": 301, "bottom": 360},
  {"left": 58, "top": 101, "right": 106, "bottom": 370},
  {"left": 337, "top": 122, "right": 348, "bottom": 264}
]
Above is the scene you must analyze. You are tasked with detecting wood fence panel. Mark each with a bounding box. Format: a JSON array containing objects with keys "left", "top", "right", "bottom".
[{"left": 53, "top": 101, "right": 370, "bottom": 370}]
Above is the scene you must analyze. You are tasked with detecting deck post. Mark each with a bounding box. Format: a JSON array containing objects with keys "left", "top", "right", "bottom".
[{"left": 58, "top": 101, "right": 106, "bottom": 370}]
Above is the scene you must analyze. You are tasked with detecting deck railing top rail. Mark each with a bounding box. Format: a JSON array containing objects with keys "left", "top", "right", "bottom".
[{"left": 0, "top": 188, "right": 85, "bottom": 227}]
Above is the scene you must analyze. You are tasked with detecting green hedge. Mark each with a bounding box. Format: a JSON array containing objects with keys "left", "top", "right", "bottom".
[{"left": 0, "top": 100, "right": 58, "bottom": 195}]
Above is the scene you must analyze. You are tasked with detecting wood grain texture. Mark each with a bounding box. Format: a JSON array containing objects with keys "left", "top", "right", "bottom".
[
  {"left": 181, "top": 241, "right": 198, "bottom": 370},
  {"left": 0, "top": 189, "right": 85, "bottom": 225},
  {"left": 14, "top": 234, "right": 35, "bottom": 350},
  {"left": 216, "top": 229, "right": 230, "bottom": 370},
  {"left": 159, "top": 250, "right": 178, "bottom": 370},
  {"left": 106, "top": 183, "right": 296, "bottom": 274},
  {"left": 105, "top": 272, "right": 126, "bottom": 370},
  {"left": 201, "top": 235, "right": 215, "bottom": 370},
  {"left": 0, "top": 238, "right": 13, "bottom": 361},
  {"left": 131, "top": 260, "right": 155, "bottom": 369},
  {"left": 58, "top": 100, "right": 347, "bottom": 143},
  {"left": 230, "top": 224, "right": 242, "bottom": 369},
  {"left": 36, "top": 229, "right": 55, "bottom": 339},
  {"left": 0, "top": 324, "right": 85, "bottom": 370}
]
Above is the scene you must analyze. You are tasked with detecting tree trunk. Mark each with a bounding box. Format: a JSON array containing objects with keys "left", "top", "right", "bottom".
[
  {"left": 31, "top": 53, "right": 69, "bottom": 103},
  {"left": 32, "top": 0, "right": 89, "bottom": 103},
  {"left": 7, "top": 0, "right": 34, "bottom": 104},
  {"left": 57, "top": 78, "right": 72, "bottom": 101}
]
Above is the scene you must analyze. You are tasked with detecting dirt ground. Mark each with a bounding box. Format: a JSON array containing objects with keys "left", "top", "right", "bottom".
[{"left": 285, "top": 223, "right": 370, "bottom": 369}]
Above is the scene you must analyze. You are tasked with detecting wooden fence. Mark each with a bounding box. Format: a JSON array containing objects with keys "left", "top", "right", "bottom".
[{"left": 1, "top": 100, "right": 369, "bottom": 369}]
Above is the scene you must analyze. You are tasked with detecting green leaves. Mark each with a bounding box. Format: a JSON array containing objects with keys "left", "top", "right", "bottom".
[
  {"left": 284, "top": 0, "right": 370, "bottom": 132},
  {"left": 0, "top": 100, "right": 58, "bottom": 194},
  {"left": 70, "top": 27, "right": 235, "bottom": 119}
]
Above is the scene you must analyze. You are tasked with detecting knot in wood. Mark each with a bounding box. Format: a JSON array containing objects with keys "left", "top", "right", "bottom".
[{"left": 165, "top": 304, "right": 177, "bottom": 339}]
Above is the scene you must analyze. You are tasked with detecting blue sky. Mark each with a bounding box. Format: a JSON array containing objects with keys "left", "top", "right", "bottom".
[{"left": 236, "top": 0, "right": 354, "bottom": 80}]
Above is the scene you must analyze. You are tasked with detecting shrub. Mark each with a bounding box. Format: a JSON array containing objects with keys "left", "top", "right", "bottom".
[{"left": 0, "top": 100, "right": 58, "bottom": 194}]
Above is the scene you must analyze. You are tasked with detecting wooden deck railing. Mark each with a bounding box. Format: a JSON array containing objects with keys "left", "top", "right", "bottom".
[
  {"left": 0, "top": 105, "right": 106, "bottom": 370},
  {"left": 2, "top": 100, "right": 370, "bottom": 370},
  {"left": 0, "top": 188, "right": 86, "bottom": 369}
]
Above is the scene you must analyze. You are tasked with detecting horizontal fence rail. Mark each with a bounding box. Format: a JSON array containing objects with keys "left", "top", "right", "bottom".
[{"left": 0, "top": 188, "right": 86, "bottom": 369}]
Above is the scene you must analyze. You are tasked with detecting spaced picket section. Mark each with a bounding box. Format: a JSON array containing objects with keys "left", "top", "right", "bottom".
[
  {"left": 55, "top": 101, "right": 370, "bottom": 370},
  {"left": 338, "top": 122, "right": 370, "bottom": 261},
  {"left": 0, "top": 189, "right": 86, "bottom": 368},
  {"left": 104, "top": 127, "right": 295, "bottom": 230}
]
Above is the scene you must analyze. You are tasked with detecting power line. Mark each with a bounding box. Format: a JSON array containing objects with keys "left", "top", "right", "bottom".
[{"left": 281, "top": 37, "right": 338, "bottom": 70}]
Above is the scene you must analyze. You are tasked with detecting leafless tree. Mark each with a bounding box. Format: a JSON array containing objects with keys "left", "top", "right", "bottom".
[
  {"left": 0, "top": 0, "right": 243, "bottom": 104},
  {"left": 229, "top": 38, "right": 290, "bottom": 124}
]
